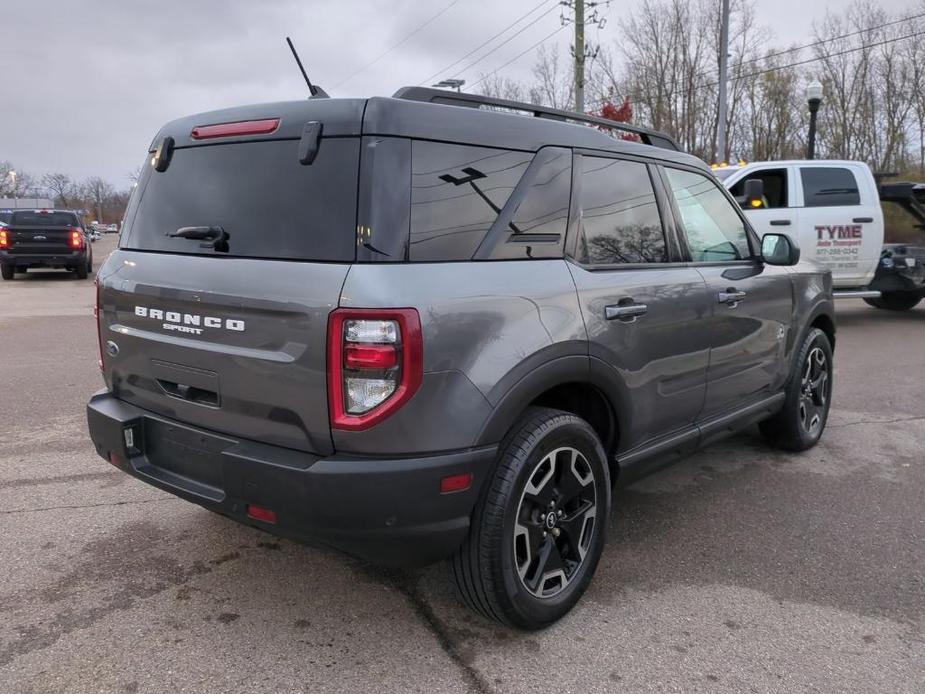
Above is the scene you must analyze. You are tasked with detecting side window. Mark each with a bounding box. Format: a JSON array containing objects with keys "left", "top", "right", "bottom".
[
  {"left": 409, "top": 142, "right": 532, "bottom": 261},
  {"left": 486, "top": 147, "right": 571, "bottom": 260},
  {"left": 577, "top": 157, "right": 668, "bottom": 265},
  {"left": 729, "top": 168, "right": 788, "bottom": 208},
  {"left": 801, "top": 167, "right": 861, "bottom": 207},
  {"left": 665, "top": 167, "right": 751, "bottom": 262}
]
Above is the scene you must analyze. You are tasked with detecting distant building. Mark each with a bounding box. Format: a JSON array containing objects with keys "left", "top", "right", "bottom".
[{"left": 0, "top": 197, "right": 54, "bottom": 209}]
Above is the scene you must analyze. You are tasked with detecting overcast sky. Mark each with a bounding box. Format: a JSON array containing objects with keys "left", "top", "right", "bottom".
[{"left": 1, "top": 0, "right": 915, "bottom": 188}]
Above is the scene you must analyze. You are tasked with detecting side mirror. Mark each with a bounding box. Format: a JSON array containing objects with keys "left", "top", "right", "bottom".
[
  {"left": 761, "top": 233, "right": 800, "bottom": 266},
  {"left": 743, "top": 178, "right": 764, "bottom": 209}
]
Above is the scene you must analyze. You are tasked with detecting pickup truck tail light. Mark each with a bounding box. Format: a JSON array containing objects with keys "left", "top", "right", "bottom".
[
  {"left": 327, "top": 308, "right": 423, "bottom": 431},
  {"left": 0, "top": 229, "right": 8, "bottom": 249},
  {"left": 68, "top": 228, "right": 83, "bottom": 249}
]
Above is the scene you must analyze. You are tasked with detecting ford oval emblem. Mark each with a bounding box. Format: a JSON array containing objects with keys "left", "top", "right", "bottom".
[{"left": 106, "top": 340, "right": 120, "bottom": 357}]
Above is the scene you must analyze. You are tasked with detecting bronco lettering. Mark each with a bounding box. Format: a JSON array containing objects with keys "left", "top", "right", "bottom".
[{"left": 134, "top": 306, "right": 245, "bottom": 332}]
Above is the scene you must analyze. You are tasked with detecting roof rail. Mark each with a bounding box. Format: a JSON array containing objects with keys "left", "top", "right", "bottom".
[{"left": 392, "top": 86, "right": 681, "bottom": 152}]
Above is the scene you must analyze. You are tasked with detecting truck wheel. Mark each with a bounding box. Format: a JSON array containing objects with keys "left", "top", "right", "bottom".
[
  {"left": 863, "top": 292, "right": 921, "bottom": 311},
  {"left": 76, "top": 262, "right": 89, "bottom": 280},
  {"left": 450, "top": 407, "right": 610, "bottom": 630},
  {"left": 1, "top": 265, "right": 13, "bottom": 280},
  {"left": 760, "top": 328, "right": 833, "bottom": 452}
]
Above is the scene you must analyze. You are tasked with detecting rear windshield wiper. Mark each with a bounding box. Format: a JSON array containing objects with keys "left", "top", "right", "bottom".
[{"left": 168, "top": 225, "right": 230, "bottom": 252}]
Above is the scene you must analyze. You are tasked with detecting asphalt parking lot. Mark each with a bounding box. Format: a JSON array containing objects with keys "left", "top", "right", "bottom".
[{"left": 0, "top": 235, "right": 922, "bottom": 693}]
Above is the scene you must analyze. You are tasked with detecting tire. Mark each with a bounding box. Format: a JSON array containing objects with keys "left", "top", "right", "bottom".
[
  {"left": 76, "top": 261, "right": 89, "bottom": 280},
  {"left": 450, "top": 407, "right": 611, "bottom": 630},
  {"left": 1, "top": 265, "right": 13, "bottom": 280},
  {"left": 863, "top": 292, "right": 922, "bottom": 311},
  {"left": 760, "top": 328, "right": 833, "bottom": 452}
]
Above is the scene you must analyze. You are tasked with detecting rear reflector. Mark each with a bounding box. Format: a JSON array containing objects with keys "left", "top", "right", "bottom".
[
  {"left": 108, "top": 452, "right": 125, "bottom": 468},
  {"left": 440, "top": 472, "right": 473, "bottom": 494},
  {"left": 245, "top": 504, "right": 277, "bottom": 524},
  {"left": 191, "top": 118, "right": 280, "bottom": 140}
]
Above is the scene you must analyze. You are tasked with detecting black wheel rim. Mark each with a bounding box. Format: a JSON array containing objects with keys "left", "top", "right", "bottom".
[
  {"left": 800, "top": 345, "right": 829, "bottom": 436},
  {"left": 513, "top": 447, "right": 598, "bottom": 599}
]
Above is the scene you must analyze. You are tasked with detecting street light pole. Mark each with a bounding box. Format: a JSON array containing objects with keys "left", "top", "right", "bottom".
[{"left": 806, "top": 80, "right": 823, "bottom": 160}]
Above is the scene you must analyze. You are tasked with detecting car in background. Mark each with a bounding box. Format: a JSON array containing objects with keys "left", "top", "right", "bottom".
[
  {"left": 105, "top": 223, "right": 118, "bottom": 233},
  {"left": 0, "top": 209, "right": 93, "bottom": 280}
]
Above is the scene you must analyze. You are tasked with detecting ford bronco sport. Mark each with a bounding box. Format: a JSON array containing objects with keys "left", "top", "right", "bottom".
[{"left": 86, "top": 88, "right": 835, "bottom": 629}]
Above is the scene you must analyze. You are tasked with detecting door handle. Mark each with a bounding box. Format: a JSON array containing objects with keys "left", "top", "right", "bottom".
[
  {"left": 769, "top": 219, "right": 791, "bottom": 226},
  {"left": 605, "top": 303, "right": 648, "bottom": 322},
  {"left": 852, "top": 217, "right": 873, "bottom": 223},
  {"left": 718, "top": 288, "right": 747, "bottom": 306}
]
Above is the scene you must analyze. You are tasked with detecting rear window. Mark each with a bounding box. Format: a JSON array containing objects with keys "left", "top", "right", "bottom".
[
  {"left": 801, "top": 167, "right": 861, "bottom": 207},
  {"left": 122, "top": 139, "right": 360, "bottom": 261},
  {"left": 11, "top": 211, "right": 79, "bottom": 226}
]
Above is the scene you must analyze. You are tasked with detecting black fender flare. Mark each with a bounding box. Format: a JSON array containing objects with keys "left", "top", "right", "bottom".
[{"left": 474, "top": 350, "right": 630, "bottom": 451}]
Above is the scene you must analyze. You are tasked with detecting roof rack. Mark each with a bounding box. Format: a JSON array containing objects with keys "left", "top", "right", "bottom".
[{"left": 392, "top": 86, "right": 681, "bottom": 152}]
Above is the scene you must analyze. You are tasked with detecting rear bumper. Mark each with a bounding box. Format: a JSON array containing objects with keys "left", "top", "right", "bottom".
[
  {"left": 86, "top": 390, "right": 494, "bottom": 566},
  {"left": 1, "top": 250, "right": 86, "bottom": 267}
]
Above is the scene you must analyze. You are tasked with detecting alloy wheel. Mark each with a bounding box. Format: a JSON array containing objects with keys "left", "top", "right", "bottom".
[
  {"left": 513, "top": 447, "right": 598, "bottom": 599},
  {"left": 799, "top": 345, "right": 829, "bottom": 435}
]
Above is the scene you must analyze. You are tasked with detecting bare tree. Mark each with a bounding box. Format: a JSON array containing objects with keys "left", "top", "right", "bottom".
[
  {"left": 528, "top": 44, "right": 574, "bottom": 110},
  {"left": 82, "top": 176, "right": 115, "bottom": 222},
  {"left": 42, "top": 173, "right": 78, "bottom": 207}
]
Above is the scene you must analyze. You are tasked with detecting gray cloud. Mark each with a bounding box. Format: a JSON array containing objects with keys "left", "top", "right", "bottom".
[{"left": 1, "top": 0, "right": 911, "bottom": 189}]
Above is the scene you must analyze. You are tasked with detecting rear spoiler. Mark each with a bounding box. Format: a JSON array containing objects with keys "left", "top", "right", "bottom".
[{"left": 392, "top": 86, "right": 681, "bottom": 152}]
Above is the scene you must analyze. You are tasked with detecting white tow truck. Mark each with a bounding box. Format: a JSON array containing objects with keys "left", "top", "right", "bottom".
[{"left": 715, "top": 160, "right": 925, "bottom": 311}]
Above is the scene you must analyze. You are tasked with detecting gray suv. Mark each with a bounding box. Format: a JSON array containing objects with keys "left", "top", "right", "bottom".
[{"left": 86, "top": 88, "right": 835, "bottom": 629}]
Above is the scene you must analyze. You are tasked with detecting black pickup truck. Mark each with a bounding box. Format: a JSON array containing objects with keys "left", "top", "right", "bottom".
[
  {"left": 870, "top": 182, "right": 925, "bottom": 310},
  {"left": 0, "top": 209, "right": 93, "bottom": 280}
]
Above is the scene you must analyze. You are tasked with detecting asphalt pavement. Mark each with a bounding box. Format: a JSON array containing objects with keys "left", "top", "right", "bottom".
[{"left": 1, "top": 235, "right": 922, "bottom": 693}]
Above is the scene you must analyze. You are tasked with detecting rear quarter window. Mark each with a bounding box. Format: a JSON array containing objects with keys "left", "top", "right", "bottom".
[
  {"left": 409, "top": 142, "right": 532, "bottom": 261},
  {"left": 122, "top": 138, "right": 360, "bottom": 262}
]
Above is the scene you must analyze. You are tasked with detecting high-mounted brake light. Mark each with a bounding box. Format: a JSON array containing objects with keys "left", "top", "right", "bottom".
[
  {"left": 328, "top": 309, "right": 423, "bottom": 431},
  {"left": 69, "top": 228, "right": 83, "bottom": 249},
  {"left": 190, "top": 118, "right": 280, "bottom": 140}
]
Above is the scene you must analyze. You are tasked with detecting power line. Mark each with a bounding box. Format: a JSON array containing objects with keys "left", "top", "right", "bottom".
[
  {"left": 628, "top": 28, "right": 925, "bottom": 105},
  {"left": 332, "top": 0, "right": 463, "bottom": 90},
  {"left": 420, "top": 0, "right": 554, "bottom": 85},
  {"left": 470, "top": 24, "right": 568, "bottom": 89},
  {"left": 449, "top": 4, "right": 562, "bottom": 80},
  {"left": 733, "top": 10, "right": 925, "bottom": 73}
]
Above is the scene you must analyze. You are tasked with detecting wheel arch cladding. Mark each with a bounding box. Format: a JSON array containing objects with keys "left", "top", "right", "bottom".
[{"left": 475, "top": 356, "right": 623, "bottom": 480}]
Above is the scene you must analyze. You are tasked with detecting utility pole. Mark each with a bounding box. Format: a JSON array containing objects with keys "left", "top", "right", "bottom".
[
  {"left": 716, "top": 0, "right": 730, "bottom": 163},
  {"left": 574, "top": 0, "right": 585, "bottom": 113},
  {"left": 561, "top": 1, "right": 608, "bottom": 114}
]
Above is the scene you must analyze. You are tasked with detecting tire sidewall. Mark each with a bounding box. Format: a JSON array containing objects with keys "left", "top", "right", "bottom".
[{"left": 496, "top": 415, "right": 610, "bottom": 627}]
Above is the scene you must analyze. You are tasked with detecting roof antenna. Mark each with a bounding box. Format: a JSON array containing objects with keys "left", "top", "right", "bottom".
[{"left": 286, "top": 37, "right": 329, "bottom": 98}]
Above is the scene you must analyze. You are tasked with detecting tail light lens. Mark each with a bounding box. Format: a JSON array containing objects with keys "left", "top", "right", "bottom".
[
  {"left": 0, "top": 229, "right": 8, "bottom": 249},
  {"left": 69, "top": 228, "right": 83, "bottom": 249},
  {"left": 328, "top": 308, "right": 423, "bottom": 431}
]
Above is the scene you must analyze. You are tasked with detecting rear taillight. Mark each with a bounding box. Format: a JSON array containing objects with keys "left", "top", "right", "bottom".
[
  {"left": 69, "top": 228, "right": 83, "bottom": 249},
  {"left": 327, "top": 308, "right": 423, "bottom": 431},
  {"left": 0, "top": 229, "right": 8, "bottom": 249},
  {"left": 94, "top": 278, "right": 104, "bottom": 371}
]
